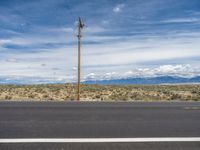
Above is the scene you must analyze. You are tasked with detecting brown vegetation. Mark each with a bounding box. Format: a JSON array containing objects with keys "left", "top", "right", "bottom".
[{"left": 0, "top": 84, "right": 200, "bottom": 101}]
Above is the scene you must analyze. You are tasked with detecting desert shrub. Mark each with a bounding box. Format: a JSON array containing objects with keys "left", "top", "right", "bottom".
[
  {"left": 170, "top": 93, "right": 181, "bottom": 100},
  {"left": 191, "top": 90, "right": 198, "bottom": 94},
  {"left": 192, "top": 97, "right": 199, "bottom": 101},
  {"left": 5, "top": 95, "right": 12, "bottom": 100},
  {"left": 42, "top": 94, "right": 49, "bottom": 99},
  {"left": 0, "top": 84, "right": 200, "bottom": 101},
  {"left": 95, "top": 95, "right": 101, "bottom": 99},
  {"left": 28, "top": 94, "right": 35, "bottom": 99}
]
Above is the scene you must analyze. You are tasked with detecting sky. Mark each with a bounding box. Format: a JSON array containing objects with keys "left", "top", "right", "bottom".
[{"left": 0, "top": 0, "right": 200, "bottom": 83}]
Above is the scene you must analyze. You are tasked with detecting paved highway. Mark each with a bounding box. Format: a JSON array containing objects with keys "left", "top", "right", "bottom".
[{"left": 0, "top": 101, "right": 200, "bottom": 149}]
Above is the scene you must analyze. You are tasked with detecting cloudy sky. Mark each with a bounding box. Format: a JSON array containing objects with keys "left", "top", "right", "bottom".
[{"left": 0, "top": 0, "right": 200, "bottom": 82}]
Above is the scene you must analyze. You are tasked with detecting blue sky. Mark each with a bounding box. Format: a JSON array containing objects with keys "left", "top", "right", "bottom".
[{"left": 1, "top": 0, "right": 200, "bottom": 82}]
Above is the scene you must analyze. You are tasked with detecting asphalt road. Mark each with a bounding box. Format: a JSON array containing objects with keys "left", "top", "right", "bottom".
[{"left": 0, "top": 101, "right": 200, "bottom": 150}]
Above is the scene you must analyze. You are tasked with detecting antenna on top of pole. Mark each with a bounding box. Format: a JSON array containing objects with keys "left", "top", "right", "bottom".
[{"left": 77, "top": 17, "right": 84, "bottom": 101}]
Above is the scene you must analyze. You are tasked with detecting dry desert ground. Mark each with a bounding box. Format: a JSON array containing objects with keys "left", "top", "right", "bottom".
[{"left": 0, "top": 84, "right": 200, "bottom": 101}]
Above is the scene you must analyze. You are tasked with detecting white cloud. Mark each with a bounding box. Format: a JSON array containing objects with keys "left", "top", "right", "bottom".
[
  {"left": 1, "top": 30, "right": 200, "bottom": 82},
  {"left": 0, "top": 26, "right": 75, "bottom": 47},
  {"left": 102, "top": 20, "right": 109, "bottom": 25},
  {"left": 85, "top": 73, "right": 96, "bottom": 80},
  {"left": 113, "top": 4, "right": 125, "bottom": 13},
  {"left": 0, "top": 39, "right": 12, "bottom": 45},
  {"left": 126, "top": 64, "right": 200, "bottom": 78},
  {"left": 1, "top": 21, "right": 200, "bottom": 83},
  {"left": 162, "top": 18, "right": 200, "bottom": 23},
  {"left": 81, "top": 32, "right": 200, "bottom": 67},
  {"left": 84, "top": 64, "right": 200, "bottom": 81},
  {"left": 72, "top": 67, "right": 77, "bottom": 71},
  {"left": 6, "top": 58, "right": 18, "bottom": 63},
  {"left": 2, "top": 64, "right": 199, "bottom": 84}
]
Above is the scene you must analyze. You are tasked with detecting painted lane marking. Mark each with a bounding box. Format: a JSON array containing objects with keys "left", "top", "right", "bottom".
[
  {"left": 0, "top": 138, "right": 200, "bottom": 143},
  {"left": 184, "top": 107, "right": 200, "bottom": 110}
]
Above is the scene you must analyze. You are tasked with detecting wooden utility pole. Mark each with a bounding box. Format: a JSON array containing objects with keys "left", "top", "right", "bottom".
[{"left": 77, "top": 17, "right": 84, "bottom": 101}]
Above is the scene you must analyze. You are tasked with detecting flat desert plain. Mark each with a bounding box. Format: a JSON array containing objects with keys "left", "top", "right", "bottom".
[{"left": 0, "top": 84, "right": 200, "bottom": 101}]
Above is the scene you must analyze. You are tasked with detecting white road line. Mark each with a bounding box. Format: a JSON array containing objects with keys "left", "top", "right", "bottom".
[{"left": 0, "top": 138, "right": 200, "bottom": 143}]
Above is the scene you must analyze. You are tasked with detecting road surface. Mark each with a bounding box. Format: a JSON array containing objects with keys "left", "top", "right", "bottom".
[{"left": 0, "top": 101, "right": 200, "bottom": 149}]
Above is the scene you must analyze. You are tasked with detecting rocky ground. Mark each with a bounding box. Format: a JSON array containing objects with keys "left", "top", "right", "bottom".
[{"left": 0, "top": 84, "right": 200, "bottom": 101}]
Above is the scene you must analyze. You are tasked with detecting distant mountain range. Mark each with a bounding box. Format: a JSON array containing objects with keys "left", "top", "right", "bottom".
[
  {"left": 83, "top": 76, "right": 200, "bottom": 85},
  {"left": 1, "top": 76, "right": 200, "bottom": 85},
  {"left": 0, "top": 76, "right": 65, "bottom": 85}
]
